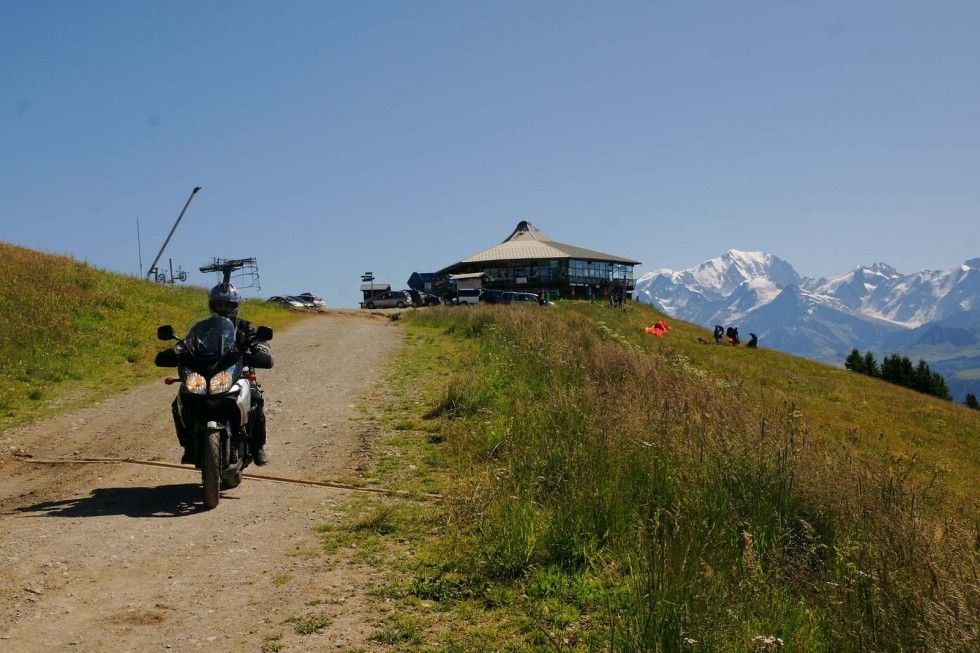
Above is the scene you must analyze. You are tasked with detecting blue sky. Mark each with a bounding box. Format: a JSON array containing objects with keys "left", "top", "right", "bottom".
[{"left": 2, "top": 1, "right": 978, "bottom": 307}]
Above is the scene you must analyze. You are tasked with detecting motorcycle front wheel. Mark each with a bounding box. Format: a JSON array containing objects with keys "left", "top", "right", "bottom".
[{"left": 202, "top": 430, "right": 221, "bottom": 509}]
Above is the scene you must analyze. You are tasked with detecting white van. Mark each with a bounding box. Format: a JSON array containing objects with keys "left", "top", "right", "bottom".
[{"left": 455, "top": 288, "right": 482, "bottom": 305}]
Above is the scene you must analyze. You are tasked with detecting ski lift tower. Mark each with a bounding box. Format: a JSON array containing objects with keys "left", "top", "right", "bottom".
[
  {"left": 200, "top": 257, "right": 261, "bottom": 290},
  {"left": 146, "top": 186, "right": 201, "bottom": 281}
]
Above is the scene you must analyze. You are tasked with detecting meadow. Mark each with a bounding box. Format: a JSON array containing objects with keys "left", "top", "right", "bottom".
[
  {"left": 0, "top": 242, "right": 301, "bottom": 430},
  {"left": 399, "top": 302, "right": 979, "bottom": 651}
]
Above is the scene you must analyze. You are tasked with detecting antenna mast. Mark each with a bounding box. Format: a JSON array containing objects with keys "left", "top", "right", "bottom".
[{"left": 137, "top": 217, "right": 143, "bottom": 278}]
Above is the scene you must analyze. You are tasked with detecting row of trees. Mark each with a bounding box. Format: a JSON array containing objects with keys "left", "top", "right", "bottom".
[{"left": 844, "top": 349, "right": 952, "bottom": 400}]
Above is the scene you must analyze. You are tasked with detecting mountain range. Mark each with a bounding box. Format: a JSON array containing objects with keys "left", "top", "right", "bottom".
[{"left": 634, "top": 251, "right": 980, "bottom": 402}]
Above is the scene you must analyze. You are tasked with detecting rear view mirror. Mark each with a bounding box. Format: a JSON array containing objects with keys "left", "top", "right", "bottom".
[
  {"left": 157, "top": 325, "right": 176, "bottom": 341},
  {"left": 256, "top": 326, "right": 273, "bottom": 341},
  {"left": 249, "top": 350, "right": 274, "bottom": 369}
]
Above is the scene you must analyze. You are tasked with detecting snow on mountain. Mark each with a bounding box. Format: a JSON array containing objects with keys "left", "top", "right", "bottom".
[
  {"left": 735, "top": 285, "right": 903, "bottom": 363},
  {"left": 635, "top": 250, "right": 800, "bottom": 322},
  {"left": 639, "top": 253, "right": 980, "bottom": 332},
  {"left": 802, "top": 263, "right": 904, "bottom": 313},
  {"left": 634, "top": 253, "right": 980, "bottom": 389},
  {"left": 637, "top": 250, "right": 799, "bottom": 300},
  {"left": 801, "top": 260, "right": 980, "bottom": 328}
]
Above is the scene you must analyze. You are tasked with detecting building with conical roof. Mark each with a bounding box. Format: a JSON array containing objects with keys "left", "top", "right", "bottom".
[{"left": 436, "top": 221, "right": 641, "bottom": 300}]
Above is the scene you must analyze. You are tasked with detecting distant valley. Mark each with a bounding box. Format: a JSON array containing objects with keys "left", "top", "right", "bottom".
[{"left": 634, "top": 251, "right": 980, "bottom": 402}]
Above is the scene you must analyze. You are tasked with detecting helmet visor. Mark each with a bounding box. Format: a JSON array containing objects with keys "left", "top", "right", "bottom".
[{"left": 211, "top": 299, "right": 239, "bottom": 317}]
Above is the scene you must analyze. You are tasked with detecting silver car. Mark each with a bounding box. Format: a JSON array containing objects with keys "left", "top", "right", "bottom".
[{"left": 361, "top": 290, "right": 413, "bottom": 309}]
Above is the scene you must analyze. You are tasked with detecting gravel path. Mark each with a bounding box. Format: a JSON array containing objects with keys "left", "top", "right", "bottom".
[{"left": 0, "top": 311, "right": 403, "bottom": 651}]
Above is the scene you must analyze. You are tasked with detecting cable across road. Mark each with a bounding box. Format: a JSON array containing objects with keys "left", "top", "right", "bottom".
[{"left": 10, "top": 453, "right": 442, "bottom": 502}]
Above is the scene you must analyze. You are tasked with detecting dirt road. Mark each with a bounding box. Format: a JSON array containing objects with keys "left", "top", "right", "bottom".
[{"left": 0, "top": 311, "right": 403, "bottom": 651}]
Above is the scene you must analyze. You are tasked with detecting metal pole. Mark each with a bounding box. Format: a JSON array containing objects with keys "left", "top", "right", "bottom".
[
  {"left": 137, "top": 217, "right": 143, "bottom": 278},
  {"left": 146, "top": 186, "right": 201, "bottom": 279}
]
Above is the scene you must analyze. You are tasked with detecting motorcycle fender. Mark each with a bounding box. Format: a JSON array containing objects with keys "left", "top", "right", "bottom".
[
  {"left": 176, "top": 392, "right": 187, "bottom": 425},
  {"left": 233, "top": 380, "right": 251, "bottom": 426}
]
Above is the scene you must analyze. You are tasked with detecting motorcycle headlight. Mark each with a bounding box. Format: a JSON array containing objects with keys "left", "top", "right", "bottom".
[
  {"left": 184, "top": 371, "right": 207, "bottom": 395},
  {"left": 209, "top": 365, "right": 236, "bottom": 394}
]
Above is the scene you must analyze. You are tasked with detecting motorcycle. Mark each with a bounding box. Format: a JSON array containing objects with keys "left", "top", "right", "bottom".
[{"left": 155, "top": 315, "right": 273, "bottom": 509}]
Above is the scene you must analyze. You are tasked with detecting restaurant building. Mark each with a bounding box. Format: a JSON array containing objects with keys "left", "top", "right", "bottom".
[{"left": 436, "top": 221, "right": 641, "bottom": 300}]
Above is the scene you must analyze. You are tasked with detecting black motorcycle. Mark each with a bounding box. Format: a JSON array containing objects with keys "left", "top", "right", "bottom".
[{"left": 155, "top": 315, "right": 273, "bottom": 509}]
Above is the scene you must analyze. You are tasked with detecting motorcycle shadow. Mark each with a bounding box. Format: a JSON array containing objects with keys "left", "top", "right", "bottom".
[{"left": 14, "top": 483, "right": 230, "bottom": 518}]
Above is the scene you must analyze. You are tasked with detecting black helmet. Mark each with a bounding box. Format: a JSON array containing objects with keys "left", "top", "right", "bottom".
[{"left": 209, "top": 283, "right": 240, "bottom": 321}]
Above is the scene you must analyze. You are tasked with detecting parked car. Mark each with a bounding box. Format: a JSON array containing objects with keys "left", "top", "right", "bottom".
[
  {"left": 479, "top": 289, "right": 504, "bottom": 304},
  {"left": 296, "top": 292, "right": 326, "bottom": 308},
  {"left": 361, "top": 290, "right": 413, "bottom": 309},
  {"left": 267, "top": 295, "right": 306, "bottom": 308},
  {"left": 454, "top": 288, "right": 482, "bottom": 305},
  {"left": 500, "top": 291, "right": 549, "bottom": 305},
  {"left": 288, "top": 295, "right": 316, "bottom": 308},
  {"left": 407, "top": 290, "right": 441, "bottom": 307}
]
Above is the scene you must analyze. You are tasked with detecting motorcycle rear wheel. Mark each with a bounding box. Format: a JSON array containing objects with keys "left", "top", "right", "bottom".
[{"left": 202, "top": 430, "right": 221, "bottom": 509}]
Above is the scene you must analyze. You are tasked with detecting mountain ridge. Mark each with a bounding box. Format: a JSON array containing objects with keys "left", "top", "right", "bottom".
[{"left": 634, "top": 251, "right": 980, "bottom": 401}]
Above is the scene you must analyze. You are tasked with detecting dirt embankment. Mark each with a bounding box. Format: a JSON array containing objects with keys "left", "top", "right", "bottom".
[{"left": 0, "top": 311, "right": 402, "bottom": 652}]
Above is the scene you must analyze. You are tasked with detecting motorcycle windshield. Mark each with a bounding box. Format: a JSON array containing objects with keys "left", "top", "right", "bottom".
[{"left": 183, "top": 315, "right": 237, "bottom": 363}]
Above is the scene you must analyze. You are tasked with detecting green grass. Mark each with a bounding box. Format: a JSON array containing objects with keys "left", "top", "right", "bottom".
[
  {"left": 393, "top": 302, "right": 979, "bottom": 651},
  {"left": 291, "top": 614, "right": 331, "bottom": 635},
  {"left": 0, "top": 242, "right": 305, "bottom": 430}
]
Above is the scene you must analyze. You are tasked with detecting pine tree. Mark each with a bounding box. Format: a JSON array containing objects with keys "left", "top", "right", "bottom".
[
  {"left": 930, "top": 371, "right": 952, "bottom": 401},
  {"left": 845, "top": 348, "right": 865, "bottom": 374},
  {"left": 913, "top": 359, "right": 932, "bottom": 394},
  {"left": 863, "top": 351, "right": 880, "bottom": 377},
  {"left": 965, "top": 393, "right": 980, "bottom": 410},
  {"left": 888, "top": 355, "right": 915, "bottom": 389},
  {"left": 881, "top": 354, "right": 901, "bottom": 385}
]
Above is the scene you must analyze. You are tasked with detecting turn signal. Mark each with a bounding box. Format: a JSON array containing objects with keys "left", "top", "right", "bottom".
[{"left": 165, "top": 377, "right": 178, "bottom": 385}]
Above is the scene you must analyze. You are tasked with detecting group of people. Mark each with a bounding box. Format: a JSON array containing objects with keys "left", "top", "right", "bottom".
[{"left": 713, "top": 325, "right": 758, "bottom": 348}]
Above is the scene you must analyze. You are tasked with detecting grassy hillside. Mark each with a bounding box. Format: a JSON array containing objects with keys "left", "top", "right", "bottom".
[
  {"left": 385, "top": 303, "right": 978, "bottom": 651},
  {"left": 0, "top": 242, "right": 303, "bottom": 430}
]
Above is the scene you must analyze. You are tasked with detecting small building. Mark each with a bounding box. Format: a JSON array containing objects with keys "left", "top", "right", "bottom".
[
  {"left": 449, "top": 272, "right": 488, "bottom": 291},
  {"left": 407, "top": 271, "right": 456, "bottom": 299},
  {"left": 407, "top": 272, "right": 443, "bottom": 292},
  {"left": 436, "top": 221, "right": 641, "bottom": 300},
  {"left": 360, "top": 283, "right": 390, "bottom": 302}
]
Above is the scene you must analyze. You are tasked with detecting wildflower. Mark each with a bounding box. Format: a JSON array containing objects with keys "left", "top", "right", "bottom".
[{"left": 751, "top": 635, "right": 784, "bottom": 649}]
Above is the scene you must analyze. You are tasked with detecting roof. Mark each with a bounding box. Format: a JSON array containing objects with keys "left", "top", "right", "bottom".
[
  {"left": 449, "top": 272, "right": 489, "bottom": 280},
  {"left": 437, "top": 221, "right": 641, "bottom": 274},
  {"left": 360, "top": 283, "right": 390, "bottom": 291},
  {"left": 409, "top": 272, "right": 443, "bottom": 281}
]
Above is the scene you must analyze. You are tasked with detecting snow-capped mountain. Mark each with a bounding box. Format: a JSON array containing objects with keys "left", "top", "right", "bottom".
[
  {"left": 803, "top": 259, "right": 980, "bottom": 327},
  {"left": 634, "top": 252, "right": 980, "bottom": 401}
]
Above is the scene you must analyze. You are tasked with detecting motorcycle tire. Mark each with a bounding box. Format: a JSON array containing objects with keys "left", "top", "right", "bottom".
[{"left": 202, "top": 430, "right": 221, "bottom": 509}]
